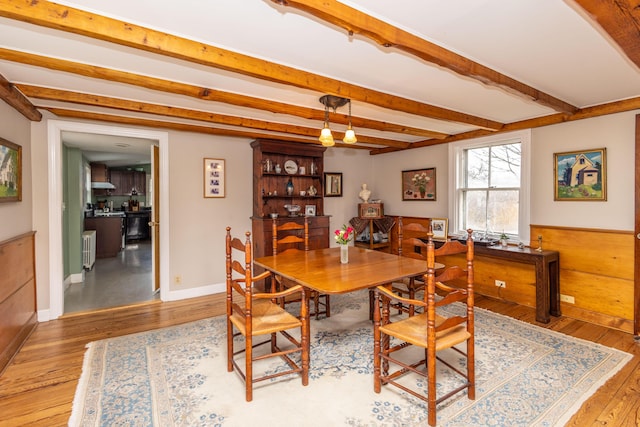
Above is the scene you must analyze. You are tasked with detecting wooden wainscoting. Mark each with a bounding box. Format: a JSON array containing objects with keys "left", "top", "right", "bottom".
[
  {"left": 389, "top": 217, "right": 634, "bottom": 333},
  {"left": 530, "top": 225, "right": 634, "bottom": 333},
  {"left": 0, "top": 231, "right": 37, "bottom": 375}
]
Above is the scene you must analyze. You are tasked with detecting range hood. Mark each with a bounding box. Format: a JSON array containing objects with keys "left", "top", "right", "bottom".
[{"left": 91, "top": 181, "right": 116, "bottom": 190}]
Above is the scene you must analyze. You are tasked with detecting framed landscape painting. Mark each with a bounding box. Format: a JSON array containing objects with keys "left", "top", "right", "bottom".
[
  {"left": 554, "top": 148, "right": 606, "bottom": 201},
  {"left": 0, "top": 137, "right": 22, "bottom": 203}
]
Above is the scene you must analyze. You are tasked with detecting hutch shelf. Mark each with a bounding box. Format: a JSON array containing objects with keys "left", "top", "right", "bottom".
[{"left": 251, "top": 139, "right": 330, "bottom": 259}]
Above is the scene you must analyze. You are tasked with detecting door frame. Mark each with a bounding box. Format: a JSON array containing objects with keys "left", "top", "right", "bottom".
[
  {"left": 635, "top": 115, "right": 640, "bottom": 336},
  {"left": 47, "top": 120, "right": 170, "bottom": 319}
]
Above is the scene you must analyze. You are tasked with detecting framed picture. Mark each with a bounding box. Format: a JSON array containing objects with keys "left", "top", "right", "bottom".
[
  {"left": 0, "top": 137, "right": 22, "bottom": 203},
  {"left": 402, "top": 168, "right": 436, "bottom": 201},
  {"left": 305, "top": 205, "right": 316, "bottom": 216},
  {"left": 324, "top": 172, "right": 342, "bottom": 197},
  {"left": 430, "top": 218, "right": 448, "bottom": 241},
  {"left": 554, "top": 148, "right": 606, "bottom": 201},
  {"left": 203, "top": 158, "right": 225, "bottom": 198}
]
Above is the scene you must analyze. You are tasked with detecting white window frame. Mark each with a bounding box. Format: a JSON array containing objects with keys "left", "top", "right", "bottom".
[{"left": 448, "top": 129, "right": 531, "bottom": 243}]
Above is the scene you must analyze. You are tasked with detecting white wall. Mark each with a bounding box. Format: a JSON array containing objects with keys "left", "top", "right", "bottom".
[
  {"left": 369, "top": 110, "right": 638, "bottom": 233},
  {"left": 28, "top": 109, "right": 638, "bottom": 315},
  {"left": 531, "top": 112, "right": 635, "bottom": 230},
  {"left": 371, "top": 143, "right": 450, "bottom": 219},
  {"left": 323, "top": 147, "right": 372, "bottom": 245},
  {"left": 0, "top": 100, "right": 32, "bottom": 242},
  {"left": 168, "top": 133, "right": 253, "bottom": 293}
]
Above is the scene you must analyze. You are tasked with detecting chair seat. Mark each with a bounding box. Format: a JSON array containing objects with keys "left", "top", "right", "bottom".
[
  {"left": 379, "top": 313, "right": 470, "bottom": 351},
  {"left": 230, "top": 299, "right": 302, "bottom": 336}
]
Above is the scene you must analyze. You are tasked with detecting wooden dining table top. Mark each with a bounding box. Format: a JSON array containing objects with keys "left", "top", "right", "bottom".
[{"left": 254, "top": 246, "right": 432, "bottom": 294}]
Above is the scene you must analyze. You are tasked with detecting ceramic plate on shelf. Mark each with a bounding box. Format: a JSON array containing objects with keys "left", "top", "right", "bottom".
[{"left": 284, "top": 160, "right": 298, "bottom": 174}]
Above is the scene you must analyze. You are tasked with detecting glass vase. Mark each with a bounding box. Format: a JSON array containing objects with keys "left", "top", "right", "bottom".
[{"left": 340, "top": 244, "right": 349, "bottom": 264}]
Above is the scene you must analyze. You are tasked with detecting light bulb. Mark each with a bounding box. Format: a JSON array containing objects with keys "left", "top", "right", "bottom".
[
  {"left": 319, "top": 124, "right": 335, "bottom": 146},
  {"left": 343, "top": 127, "right": 357, "bottom": 144}
]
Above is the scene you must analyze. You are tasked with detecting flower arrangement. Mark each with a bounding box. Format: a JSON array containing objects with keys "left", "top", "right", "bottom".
[
  {"left": 334, "top": 224, "right": 354, "bottom": 245},
  {"left": 411, "top": 172, "right": 431, "bottom": 192}
]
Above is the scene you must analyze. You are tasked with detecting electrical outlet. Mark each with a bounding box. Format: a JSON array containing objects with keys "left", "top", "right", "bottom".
[
  {"left": 175, "top": 275, "right": 181, "bottom": 284},
  {"left": 560, "top": 294, "right": 575, "bottom": 304},
  {"left": 495, "top": 280, "right": 506, "bottom": 288}
]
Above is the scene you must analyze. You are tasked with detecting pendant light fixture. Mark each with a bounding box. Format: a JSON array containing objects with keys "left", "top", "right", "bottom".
[
  {"left": 342, "top": 99, "right": 357, "bottom": 144},
  {"left": 318, "top": 95, "right": 357, "bottom": 146},
  {"left": 319, "top": 101, "right": 334, "bottom": 146}
]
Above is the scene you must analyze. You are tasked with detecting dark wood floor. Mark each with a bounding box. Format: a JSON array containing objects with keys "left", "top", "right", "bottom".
[{"left": 0, "top": 294, "right": 638, "bottom": 426}]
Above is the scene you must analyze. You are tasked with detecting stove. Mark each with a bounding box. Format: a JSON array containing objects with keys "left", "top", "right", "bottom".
[{"left": 94, "top": 211, "right": 126, "bottom": 217}]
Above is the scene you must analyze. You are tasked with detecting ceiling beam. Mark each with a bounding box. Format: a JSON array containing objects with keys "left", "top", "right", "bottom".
[
  {"left": 0, "top": 48, "right": 446, "bottom": 140},
  {"left": 0, "top": 0, "right": 502, "bottom": 131},
  {"left": 43, "top": 107, "right": 373, "bottom": 150},
  {"left": 371, "top": 95, "right": 640, "bottom": 154},
  {"left": 271, "top": 0, "right": 578, "bottom": 115},
  {"left": 20, "top": 84, "right": 410, "bottom": 149},
  {"left": 571, "top": 0, "right": 640, "bottom": 70},
  {"left": 0, "top": 72, "right": 41, "bottom": 121}
]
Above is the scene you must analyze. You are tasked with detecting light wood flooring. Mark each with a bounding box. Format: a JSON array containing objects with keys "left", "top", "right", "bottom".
[{"left": 0, "top": 294, "right": 638, "bottom": 426}]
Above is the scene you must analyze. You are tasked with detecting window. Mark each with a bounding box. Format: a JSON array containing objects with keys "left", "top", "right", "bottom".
[{"left": 449, "top": 130, "right": 530, "bottom": 242}]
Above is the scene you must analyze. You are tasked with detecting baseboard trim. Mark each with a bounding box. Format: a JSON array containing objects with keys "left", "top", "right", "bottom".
[{"left": 163, "top": 282, "right": 225, "bottom": 302}]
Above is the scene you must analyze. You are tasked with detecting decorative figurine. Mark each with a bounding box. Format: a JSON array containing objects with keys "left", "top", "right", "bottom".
[
  {"left": 359, "top": 183, "right": 371, "bottom": 203},
  {"left": 286, "top": 178, "right": 294, "bottom": 196}
]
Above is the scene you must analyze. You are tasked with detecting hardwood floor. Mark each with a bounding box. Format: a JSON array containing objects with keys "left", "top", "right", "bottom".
[{"left": 0, "top": 294, "right": 638, "bottom": 426}]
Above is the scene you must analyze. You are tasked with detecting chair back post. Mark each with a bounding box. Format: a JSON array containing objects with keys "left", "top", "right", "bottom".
[
  {"left": 303, "top": 217, "right": 309, "bottom": 251},
  {"left": 464, "top": 228, "right": 475, "bottom": 343},
  {"left": 397, "top": 216, "right": 403, "bottom": 256},
  {"left": 426, "top": 231, "right": 438, "bottom": 341},
  {"left": 225, "top": 227, "right": 233, "bottom": 340},
  {"left": 242, "top": 231, "right": 254, "bottom": 338}
]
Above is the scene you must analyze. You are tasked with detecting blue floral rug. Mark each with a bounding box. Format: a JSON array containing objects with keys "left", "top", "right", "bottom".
[{"left": 70, "top": 291, "right": 631, "bottom": 426}]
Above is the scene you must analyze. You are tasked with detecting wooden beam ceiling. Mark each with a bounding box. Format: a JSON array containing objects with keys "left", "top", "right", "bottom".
[
  {"left": 371, "top": 95, "right": 640, "bottom": 154},
  {"left": 42, "top": 107, "right": 372, "bottom": 150},
  {"left": 20, "top": 84, "right": 411, "bottom": 149},
  {"left": 0, "top": 0, "right": 503, "bottom": 131},
  {"left": 271, "top": 0, "right": 578, "bottom": 115},
  {"left": 0, "top": 72, "right": 41, "bottom": 121},
  {"left": 572, "top": 0, "right": 640, "bottom": 70},
  {"left": 0, "top": 48, "right": 446, "bottom": 140}
]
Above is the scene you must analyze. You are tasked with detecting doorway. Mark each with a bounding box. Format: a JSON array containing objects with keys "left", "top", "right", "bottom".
[
  {"left": 46, "top": 120, "right": 169, "bottom": 319},
  {"left": 62, "top": 132, "right": 156, "bottom": 314}
]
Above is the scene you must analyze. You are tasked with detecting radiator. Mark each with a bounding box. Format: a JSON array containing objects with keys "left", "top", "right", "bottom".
[{"left": 82, "top": 230, "right": 96, "bottom": 270}]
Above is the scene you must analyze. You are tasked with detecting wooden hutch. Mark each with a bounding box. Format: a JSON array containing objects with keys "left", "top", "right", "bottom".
[{"left": 251, "top": 139, "right": 330, "bottom": 258}]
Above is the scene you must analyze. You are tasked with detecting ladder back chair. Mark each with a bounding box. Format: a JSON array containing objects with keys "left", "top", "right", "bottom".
[
  {"left": 392, "top": 217, "right": 432, "bottom": 315},
  {"left": 272, "top": 218, "right": 330, "bottom": 319},
  {"left": 373, "top": 229, "right": 475, "bottom": 426},
  {"left": 226, "top": 227, "right": 309, "bottom": 402}
]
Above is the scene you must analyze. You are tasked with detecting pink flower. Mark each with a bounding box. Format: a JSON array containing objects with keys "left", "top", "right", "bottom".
[{"left": 334, "top": 224, "right": 354, "bottom": 245}]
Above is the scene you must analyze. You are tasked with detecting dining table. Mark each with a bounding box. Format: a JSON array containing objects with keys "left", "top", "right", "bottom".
[
  {"left": 254, "top": 245, "right": 440, "bottom": 321},
  {"left": 254, "top": 245, "right": 432, "bottom": 295}
]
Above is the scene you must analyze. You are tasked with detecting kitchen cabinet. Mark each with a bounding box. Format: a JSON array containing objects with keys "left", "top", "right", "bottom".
[
  {"left": 133, "top": 171, "right": 146, "bottom": 195},
  {"left": 110, "top": 170, "right": 146, "bottom": 196},
  {"left": 84, "top": 217, "right": 124, "bottom": 258},
  {"left": 251, "top": 139, "right": 329, "bottom": 259},
  {"left": 90, "top": 163, "right": 108, "bottom": 182}
]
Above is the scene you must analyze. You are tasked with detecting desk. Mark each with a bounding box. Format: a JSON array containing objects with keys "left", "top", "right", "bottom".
[
  {"left": 254, "top": 246, "right": 429, "bottom": 295},
  {"left": 473, "top": 245, "right": 560, "bottom": 324}
]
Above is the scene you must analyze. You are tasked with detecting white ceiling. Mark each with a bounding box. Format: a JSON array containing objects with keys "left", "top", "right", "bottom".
[{"left": 1, "top": 0, "right": 639, "bottom": 162}]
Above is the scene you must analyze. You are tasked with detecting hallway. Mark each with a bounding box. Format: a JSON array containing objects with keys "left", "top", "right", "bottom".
[{"left": 64, "top": 241, "right": 158, "bottom": 313}]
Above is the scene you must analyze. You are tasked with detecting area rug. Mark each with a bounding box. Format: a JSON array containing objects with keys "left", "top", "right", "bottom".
[{"left": 70, "top": 291, "right": 631, "bottom": 426}]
